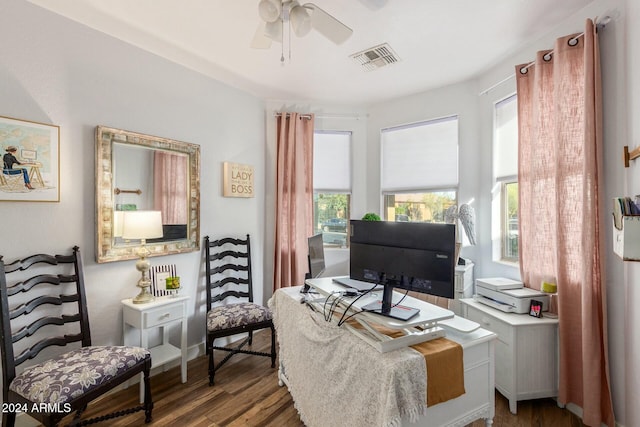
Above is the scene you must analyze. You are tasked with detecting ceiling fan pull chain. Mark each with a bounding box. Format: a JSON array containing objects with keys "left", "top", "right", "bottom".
[
  {"left": 281, "top": 17, "right": 285, "bottom": 63},
  {"left": 288, "top": 17, "right": 292, "bottom": 62}
]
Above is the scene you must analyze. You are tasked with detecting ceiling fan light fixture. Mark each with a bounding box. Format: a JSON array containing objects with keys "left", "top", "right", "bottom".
[
  {"left": 258, "top": 0, "right": 282, "bottom": 23},
  {"left": 290, "top": 5, "right": 312, "bottom": 37}
]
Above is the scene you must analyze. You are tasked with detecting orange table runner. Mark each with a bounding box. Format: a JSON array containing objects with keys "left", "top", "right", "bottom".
[{"left": 348, "top": 321, "right": 465, "bottom": 406}]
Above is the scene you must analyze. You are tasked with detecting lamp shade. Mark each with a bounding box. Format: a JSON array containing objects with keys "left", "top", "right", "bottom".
[
  {"left": 113, "top": 211, "right": 124, "bottom": 237},
  {"left": 122, "top": 210, "right": 163, "bottom": 240}
]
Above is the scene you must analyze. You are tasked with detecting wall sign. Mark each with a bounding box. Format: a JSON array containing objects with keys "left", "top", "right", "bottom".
[{"left": 223, "top": 162, "right": 254, "bottom": 198}]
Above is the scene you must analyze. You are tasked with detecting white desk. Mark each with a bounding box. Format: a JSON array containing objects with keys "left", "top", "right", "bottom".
[
  {"left": 273, "top": 284, "right": 496, "bottom": 427},
  {"left": 122, "top": 295, "right": 188, "bottom": 402}
]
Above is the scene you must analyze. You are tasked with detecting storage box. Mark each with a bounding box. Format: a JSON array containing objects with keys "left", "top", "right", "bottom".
[{"left": 613, "top": 216, "right": 640, "bottom": 261}]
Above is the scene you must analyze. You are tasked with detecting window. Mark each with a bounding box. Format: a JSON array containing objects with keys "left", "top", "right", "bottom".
[
  {"left": 313, "top": 131, "right": 351, "bottom": 248},
  {"left": 381, "top": 116, "right": 458, "bottom": 222},
  {"left": 493, "top": 94, "right": 519, "bottom": 262}
]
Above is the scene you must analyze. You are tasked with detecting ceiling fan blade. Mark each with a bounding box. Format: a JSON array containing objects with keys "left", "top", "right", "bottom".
[
  {"left": 305, "top": 3, "right": 353, "bottom": 45},
  {"left": 250, "top": 22, "right": 272, "bottom": 49}
]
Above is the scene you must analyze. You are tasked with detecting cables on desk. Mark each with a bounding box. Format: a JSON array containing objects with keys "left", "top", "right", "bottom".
[
  {"left": 336, "top": 289, "right": 374, "bottom": 326},
  {"left": 337, "top": 288, "right": 411, "bottom": 327},
  {"left": 323, "top": 291, "right": 343, "bottom": 322}
]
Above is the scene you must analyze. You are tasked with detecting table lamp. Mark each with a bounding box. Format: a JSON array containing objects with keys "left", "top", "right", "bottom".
[
  {"left": 122, "top": 210, "right": 163, "bottom": 304},
  {"left": 113, "top": 210, "right": 124, "bottom": 238}
]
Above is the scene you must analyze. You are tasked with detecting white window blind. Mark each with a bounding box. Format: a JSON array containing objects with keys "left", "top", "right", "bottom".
[
  {"left": 313, "top": 131, "right": 351, "bottom": 192},
  {"left": 494, "top": 94, "right": 518, "bottom": 181},
  {"left": 381, "top": 116, "right": 458, "bottom": 192}
]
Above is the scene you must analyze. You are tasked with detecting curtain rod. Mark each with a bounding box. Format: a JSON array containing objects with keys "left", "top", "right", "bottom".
[
  {"left": 274, "top": 113, "right": 312, "bottom": 120},
  {"left": 479, "top": 16, "right": 611, "bottom": 96},
  {"left": 274, "top": 112, "right": 364, "bottom": 120}
]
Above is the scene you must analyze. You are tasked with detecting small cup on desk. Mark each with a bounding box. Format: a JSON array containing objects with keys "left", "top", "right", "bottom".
[
  {"left": 541, "top": 281, "right": 558, "bottom": 318},
  {"left": 165, "top": 276, "right": 181, "bottom": 297}
]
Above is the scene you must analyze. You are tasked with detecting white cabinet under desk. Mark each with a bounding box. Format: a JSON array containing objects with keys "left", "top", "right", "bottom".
[
  {"left": 460, "top": 298, "right": 559, "bottom": 414},
  {"left": 122, "top": 295, "right": 189, "bottom": 402}
]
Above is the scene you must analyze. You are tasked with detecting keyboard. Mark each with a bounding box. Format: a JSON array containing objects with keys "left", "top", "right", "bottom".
[{"left": 331, "top": 276, "right": 383, "bottom": 292}]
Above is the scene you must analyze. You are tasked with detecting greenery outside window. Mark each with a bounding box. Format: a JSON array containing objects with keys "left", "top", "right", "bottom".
[
  {"left": 502, "top": 182, "right": 519, "bottom": 261},
  {"left": 384, "top": 191, "right": 457, "bottom": 223}
]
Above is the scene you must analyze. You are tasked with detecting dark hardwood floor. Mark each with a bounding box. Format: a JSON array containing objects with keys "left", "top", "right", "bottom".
[{"left": 56, "top": 330, "right": 584, "bottom": 427}]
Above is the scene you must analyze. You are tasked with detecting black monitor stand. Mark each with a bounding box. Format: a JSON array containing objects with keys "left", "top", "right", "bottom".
[
  {"left": 300, "top": 272, "right": 312, "bottom": 293},
  {"left": 361, "top": 279, "right": 420, "bottom": 321}
]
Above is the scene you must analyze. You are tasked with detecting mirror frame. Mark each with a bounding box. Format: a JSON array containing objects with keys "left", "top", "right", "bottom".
[{"left": 95, "top": 125, "right": 200, "bottom": 263}]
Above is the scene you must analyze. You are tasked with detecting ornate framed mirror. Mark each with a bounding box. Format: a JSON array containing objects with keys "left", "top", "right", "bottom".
[{"left": 95, "top": 126, "right": 200, "bottom": 263}]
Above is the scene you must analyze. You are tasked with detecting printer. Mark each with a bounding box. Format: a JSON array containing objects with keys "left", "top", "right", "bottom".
[{"left": 475, "top": 277, "right": 549, "bottom": 314}]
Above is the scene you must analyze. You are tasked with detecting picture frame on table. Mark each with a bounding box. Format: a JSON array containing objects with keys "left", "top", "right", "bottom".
[
  {"left": 0, "top": 115, "right": 60, "bottom": 202},
  {"left": 529, "top": 299, "right": 543, "bottom": 318},
  {"left": 151, "top": 264, "right": 179, "bottom": 297}
]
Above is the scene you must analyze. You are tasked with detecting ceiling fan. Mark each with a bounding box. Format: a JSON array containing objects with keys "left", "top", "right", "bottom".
[{"left": 251, "top": 0, "right": 353, "bottom": 50}]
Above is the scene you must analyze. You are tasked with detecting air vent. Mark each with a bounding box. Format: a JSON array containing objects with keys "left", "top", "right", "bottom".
[{"left": 350, "top": 43, "right": 400, "bottom": 71}]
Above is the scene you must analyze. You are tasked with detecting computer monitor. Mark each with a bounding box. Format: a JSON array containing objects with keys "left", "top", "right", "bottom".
[
  {"left": 301, "top": 234, "right": 325, "bottom": 293},
  {"left": 307, "top": 233, "right": 326, "bottom": 278},
  {"left": 349, "top": 220, "right": 456, "bottom": 320}
]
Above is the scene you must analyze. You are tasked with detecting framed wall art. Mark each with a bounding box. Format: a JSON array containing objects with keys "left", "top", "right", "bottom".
[
  {"left": 223, "top": 161, "right": 254, "bottom": 198},
  {"left": 0, "top": 115, "right": 60, "bottom": 202}
]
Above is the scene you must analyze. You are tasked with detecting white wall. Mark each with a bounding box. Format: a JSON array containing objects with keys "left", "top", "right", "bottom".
[{"left": 0, "top": 1, "right": 266, "bottom": 360}]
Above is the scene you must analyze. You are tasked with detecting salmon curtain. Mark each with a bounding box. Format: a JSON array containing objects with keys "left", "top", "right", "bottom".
[
  {"left": 273, "top": 113, "right": 314, "bottom": 290},
  {"left": 516, "top": 19, "right": 613, "bottom": 427},
  {"left": 154, "top": 151, "right": 188, "bottom": 225}
]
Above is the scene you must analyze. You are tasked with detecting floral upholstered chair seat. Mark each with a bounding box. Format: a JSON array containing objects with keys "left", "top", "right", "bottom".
[
  {"left": 207, "top": 302, "right": 272, "bottom": 332},
  {"left": 9, "top": 346, "right": 150, "bottom": 405}
]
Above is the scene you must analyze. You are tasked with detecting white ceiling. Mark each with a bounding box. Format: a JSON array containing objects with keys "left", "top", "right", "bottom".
[{"left": 27, "top": 0, "right": 595, "bottom": 106}]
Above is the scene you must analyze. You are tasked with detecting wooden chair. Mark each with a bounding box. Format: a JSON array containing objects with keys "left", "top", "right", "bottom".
[
  {"left": 204, "top": 235, "right": 276, "bottom": 385},
  {"left": 0, "top": 247, "right": 153, "bottom": 427}
]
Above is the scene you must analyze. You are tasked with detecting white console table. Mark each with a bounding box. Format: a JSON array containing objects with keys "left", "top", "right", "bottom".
[
  {"left": 273, "top": 283, "right": 497, "bottom": 427},
  {"left": 122, "top": 295, "right": 189, "bottom": 402},
  {"left": 460, "top": 298, "right": 559, "bottom": 414}
]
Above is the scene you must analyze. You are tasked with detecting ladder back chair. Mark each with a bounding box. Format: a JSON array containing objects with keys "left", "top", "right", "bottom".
[
  {"left": 0, "top": 246, "right": 153, "bottom": 427},
  {"left": 204, "top": 235, "right": 276, "bottom": 385}
]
